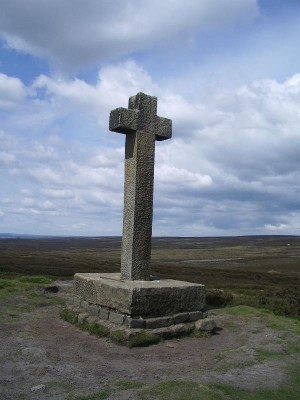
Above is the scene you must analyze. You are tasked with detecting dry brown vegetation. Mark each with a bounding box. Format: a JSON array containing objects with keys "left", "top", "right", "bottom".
[{"left": 0, "top": 235, "right": 299, "bottom": 316}]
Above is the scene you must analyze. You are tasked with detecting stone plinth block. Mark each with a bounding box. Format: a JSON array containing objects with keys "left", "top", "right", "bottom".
[{"left": 74, "top": 273, "right": 206, "bottom": 318}]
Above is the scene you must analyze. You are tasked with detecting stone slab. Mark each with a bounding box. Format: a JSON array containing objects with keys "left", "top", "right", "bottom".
[
  {"left": 78, "top": 313, "right": 89, "bottom": 324},
  {"left": 173, "top": 312, "right": 190, "bottom": 324},
  {"left": 189, "top": 311, "right": 203, "bottom": 321},
  {"left": 63, "top": 305, "right": 216, "bottom": 346},
  {"left": 109, "top": 311, "right": 125, "bottom": 325},
  {"left": 125, "top": 316, "right": 146, "bottom": 329},
  {"left": 99, "top": 308, "right": 109, "bottom": 320},
  {"left": 195, "top": 318, "right": 217, "bottom": 332},
  {"left": 74, "top": 273, "right": 206, "bottom": 318},
  {"left": 146, "top": 316, "right": 174, "bottom": 329}
]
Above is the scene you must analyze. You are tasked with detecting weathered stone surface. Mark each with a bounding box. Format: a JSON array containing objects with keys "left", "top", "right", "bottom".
[
  {"left": 195, "top": 318, "right": 216, "bottom": 333},
  {"left": 74, "top": 273, "right": 206, "bottom": 318},
  {"left": 173, "top": 312, "right": 190, "bottom": 324},
  {"left": 31, "top": 384, "right": 46, "bottom": 392},
  {"left": 88, "top": 304, "right": 100, "bottom": 316},
  {"left": 125, "top": 316, "right": 146, "bottom": 329},
  {"left": 189, "top": 311, "right": 203, "bottom": 321},
  {"left": 109, "top": 92, "right": 172, "bottom": 280},
  {"left": 109, "top": 311, "right": 125, "bottom": 325},
  {"left": 152, "top": 322, "right": 194, "bottom": 339},
  {"left": 86, "top": 316, "right": 99, "bottom": 325},
  {"left": 73, "top": 296, "right": 81, "bottom": 307},
  {"left": 81, "top": 300, "right": 90, "bottom": 312},
  {"left": 99, "top": 308, "right": 109, "bottom": 320},
  {"left": 77, "top": 313, "right": 89, "bottom": 324},
  {"left": 109, "top": 108, "right": 138, "bottom": 133},
  {"left": 70, "top": 93, "right": 208, "bottom": 343},
  {"left": 121, "top": 129, "right": 155, "bottom": 280},
  {"left": 146, "top": 316, "right": 173, "bottom": 329}
]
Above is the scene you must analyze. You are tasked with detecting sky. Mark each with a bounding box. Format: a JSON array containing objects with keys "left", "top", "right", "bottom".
[{"left": 0, "top": 0, "right": 300, "bottom": 237}]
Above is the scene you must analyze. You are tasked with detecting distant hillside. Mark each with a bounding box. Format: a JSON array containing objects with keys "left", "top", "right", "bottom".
[{"left": 0, "top": 233, "right": 57, "bottom": 239}]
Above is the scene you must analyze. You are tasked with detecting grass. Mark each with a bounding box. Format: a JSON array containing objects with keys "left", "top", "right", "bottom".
[
  {"left": 0, "top": 274, "right": 57, "bottom": 323},
  {"left": 254, "top": 343, "right": 300, "bottom": 362},
  {"left": 128, "top": 331, "right": 161, "bottom": 347},
  {"left": 209, "top": 366, "right": 300, "bottom": 400},
  {"left": 131, "top": 365, "right": 300, "bottom": 400},
  {"left": 1, "top": 236, "right": 299, "bottom": 317},
  {"left": 220, "top": 305, "right": 300, "bottom": 334},
  {"left": 139, "top": 381, "right": 223, "bottom": 400},
  {"left": 210, "top": 305, "right": 300, "bottom": 378},
  {"left": 67, "top": 390, "right": 112, "bottom": 400},
  {"left": 115, "top": 379, "right": 144, "bottom": 390},
  {"left": 18, "top": 276, "right": 53, "bottom": 284},
  {"left": 66, "top": 380, "right": 144, "bottom": 400},
  {"left": 60, "top": 308, "right": 110, "bottom": 338}
]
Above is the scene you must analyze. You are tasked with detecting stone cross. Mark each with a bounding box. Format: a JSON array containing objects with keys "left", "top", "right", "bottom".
[{"left": 109, "top": 92, "right": 172, "bottom": 280}]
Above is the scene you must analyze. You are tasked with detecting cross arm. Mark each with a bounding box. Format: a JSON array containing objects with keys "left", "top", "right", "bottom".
[
  {"left": 109, "top": 107, "right": 138, "bottom": 134},
  {"left": 155, "top": 116, "right": 172, "bottom": 141}
]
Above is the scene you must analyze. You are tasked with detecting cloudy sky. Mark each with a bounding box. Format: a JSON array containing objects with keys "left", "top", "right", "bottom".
[{"left": 0, "top": 0, "right": 300, "bottom": 237}]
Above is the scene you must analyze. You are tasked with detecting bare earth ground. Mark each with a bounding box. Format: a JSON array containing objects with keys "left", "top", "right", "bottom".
[{"left": 0, "top": 282, "right": 299, "bottom": 400}]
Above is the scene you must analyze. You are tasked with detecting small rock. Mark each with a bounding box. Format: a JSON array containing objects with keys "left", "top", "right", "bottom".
[
  {"left": 44, "top": 286, "right": 59, "bottom": 294},
  {"left": 31, "top": 384, "right": 46, "bottom": 392},
  {"left": 195, "top": 318, "right": 216, "bottom": 333}
]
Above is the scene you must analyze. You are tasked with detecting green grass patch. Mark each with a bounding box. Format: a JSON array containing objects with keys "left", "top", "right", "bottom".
[
  {"left": 209, "top": 365, "right": 300, "bottom": 400},
  {"left": 60, "top": 308, "right": 110, "bottom": 338},
  {"left": 139, "top": 381, "right": 223, "bottom": 400},
  {"left": 191, "top": 330, "right": 212, "bottom": 338},
  {"left": 231, "top": 286, "right": 300, "bottom": 318},
  {"left": 128, "top": 331, "right": 161, "bottom": 348},
  {"left": 254, "top": 348, "right": 286, "bottom": 362},
  {"left": 138, "top": 366, "right": 300, "bottom": 400},
  {"left": 67, "top": 389, "right": 111, "bottom": 400},
  {"left": 206, "top": 289, "right": 234, "bottom": 307},
  {"left": 214, "top": 360, "right": 256, "bottom": 373},
  {"left": 87, "top": 322, "right": 109, "bottom": 337},
  {"left": 60, "top": 308, "right": 79, "bottom": 325},
  {"left": 219, "top": 305, "right": 300, "bottom": 334},
  {"left": 0, "top": 274, "right": 59, "bottom": 324},
  {"left": 115, "top": 379, "right": 144, "bottom": 390},
  {"left": 18, "top": 276, "right": 53, "bottom": 284},
  {"left": 110, "top": 330, "right": 127, "bottom": 345},
  {"left": 254, "top": 342, "right": 300, "bottom": 362},
  {"left": 0, "top": 278, "right": 16, "bottom": 289}
]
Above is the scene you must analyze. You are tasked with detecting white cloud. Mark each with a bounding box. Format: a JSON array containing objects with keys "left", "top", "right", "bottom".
[
  {"left": 156, "top": 165, "right": 212, "bottom": 191},
  {"left": 0, "top": 0, "right": 258, "bottom": 72},
  {"left": 1, "top": 61, "right": 300, "bottom": 235},
  {"left": 265, "top": 223, "right": 288, "bottom": 232},
  {"left": 0, "top": 151, "right": 16, "bottom": 166},
  {"left": 0, "top": 73, "right": 26, "bottom": 108},
  {"left": 31, "top": 60, "right": 159, "bottom": 126}
]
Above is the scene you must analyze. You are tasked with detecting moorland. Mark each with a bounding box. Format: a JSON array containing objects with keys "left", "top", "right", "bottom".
[
  {"left": 1, "top": 235, "right": 299, "bottom": 316},
  {"left": 0, "top": 235, "right": 299, "bottom": 399}
]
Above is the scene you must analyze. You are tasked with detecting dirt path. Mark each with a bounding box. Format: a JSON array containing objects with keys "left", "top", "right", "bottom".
[{"left": 0, "top": 282, "right": 299, "bottom": 400}]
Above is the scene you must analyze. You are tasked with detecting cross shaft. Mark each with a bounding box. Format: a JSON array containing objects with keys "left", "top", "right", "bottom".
[{"left": 109, "top": 92, "right": 172, "bottom": 280}]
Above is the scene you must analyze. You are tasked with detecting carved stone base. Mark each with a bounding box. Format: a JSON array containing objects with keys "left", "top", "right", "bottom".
[{"left": 74, "top": 272, "right": 206, "bottom": 319}]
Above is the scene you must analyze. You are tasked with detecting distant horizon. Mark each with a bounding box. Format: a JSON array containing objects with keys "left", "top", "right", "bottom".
[{"left": 1, "top": 232, "right": 299, "bottom": 239}]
